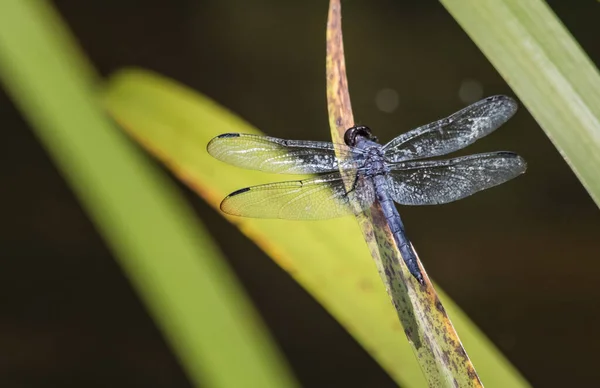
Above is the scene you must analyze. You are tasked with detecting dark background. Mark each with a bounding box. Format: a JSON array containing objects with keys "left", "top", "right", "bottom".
[{"left": 2, "top": 0, "right": 599, "bottom": 387}]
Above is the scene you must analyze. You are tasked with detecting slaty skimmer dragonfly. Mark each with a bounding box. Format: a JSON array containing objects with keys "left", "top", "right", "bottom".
[{"left": 207, "top": 96, "right": 527, "bottom": 283}]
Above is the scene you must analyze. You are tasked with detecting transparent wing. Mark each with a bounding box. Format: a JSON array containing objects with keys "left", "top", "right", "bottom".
[
  {"left": 385, "top": 152, "right": 526, "bottom": 205},
  {"left": 383, "top": 95, "right": 518, "bottom": 162},
  {"left": 207, "top": 133, "right": 364, "bottom": 174},
  {"left": 220, "top": 172, "right": 375, "bottom": 219}
]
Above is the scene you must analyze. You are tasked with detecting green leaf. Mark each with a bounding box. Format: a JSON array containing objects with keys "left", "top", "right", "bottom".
[
  {"left": 103, "top": 68, "right": 530, "bottom": 388},
  {"left": 0, "top": 1, "right": 298, "bottom": 387},
  {"left": 441, "top": 0, "right": 600, "bottom": 207}
]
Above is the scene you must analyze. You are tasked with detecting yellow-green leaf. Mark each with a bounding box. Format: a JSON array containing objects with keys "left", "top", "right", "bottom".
[
  {"left": 0, "top": 1, "right": 298, "bottom": 387},
  {"left": 104, "top": 68, "right": 529, "bottom": 388}
]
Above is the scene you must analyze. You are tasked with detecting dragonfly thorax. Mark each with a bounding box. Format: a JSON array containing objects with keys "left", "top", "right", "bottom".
[{"left": 347, "top": 126, "right": 388, "bottom": 177}]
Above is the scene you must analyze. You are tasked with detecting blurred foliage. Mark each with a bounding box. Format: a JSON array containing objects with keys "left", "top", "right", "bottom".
[
  {"left": 442, "top": 0, "right": 600, "bottom": 208},
  {"left": 0, "top": 1, "right": 298, "bottom": 387}
]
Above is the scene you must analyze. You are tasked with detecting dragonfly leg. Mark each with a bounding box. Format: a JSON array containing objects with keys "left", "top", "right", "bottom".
[{"left": 343, "top": 172, "right": 361, "bottom": 196}]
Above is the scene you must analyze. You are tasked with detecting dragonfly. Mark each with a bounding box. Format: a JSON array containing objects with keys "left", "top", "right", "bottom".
[{"left": 207, "top": 95, "right": 527, "bottom": 283}]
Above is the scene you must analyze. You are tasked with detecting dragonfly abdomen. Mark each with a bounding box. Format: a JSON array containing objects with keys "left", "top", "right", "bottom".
[{"left": 373, "top": 175, "right": 424, "bottom": 284}]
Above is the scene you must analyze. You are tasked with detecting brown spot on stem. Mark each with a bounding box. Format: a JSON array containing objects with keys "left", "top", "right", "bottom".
[{"left": 435, "top": 297, "right": 446, "bottom": 314}]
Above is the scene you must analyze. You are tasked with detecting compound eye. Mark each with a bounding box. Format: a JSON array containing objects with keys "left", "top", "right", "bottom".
[
  {"left": 344, "top": 125, "right": 373, "bottom": 146},
  {"left": 344, "top": 126, "right": 359, "bottom": 146}
]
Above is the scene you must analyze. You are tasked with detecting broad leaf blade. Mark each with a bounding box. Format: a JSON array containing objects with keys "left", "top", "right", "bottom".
[{"left": 103, "top": 68, "right": 529, "bottom": 388}]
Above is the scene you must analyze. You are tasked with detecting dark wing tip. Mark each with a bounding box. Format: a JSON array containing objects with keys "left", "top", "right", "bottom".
[
  {"left": 220, "top": 188, "right": 252, "bottom": 216},
  {"left": 495, "top": 151, "right": 519, "bottom": 157},
  {"left": 228, "top": 187, "right": 251, "bottom": 197},
  {"left": 207, "top": 133, "right": 241, "bottom": 154}
]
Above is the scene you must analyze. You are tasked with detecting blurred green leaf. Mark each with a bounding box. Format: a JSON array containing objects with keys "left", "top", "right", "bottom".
[
  {"left": 0, "top": 1, "right": 298, "bottom": 387},
  {"left": 441, "top": 0, "right": 600, "bottom": 207},
  {"left": 104, "top": 68, "right": 530, "bottom": 388}
]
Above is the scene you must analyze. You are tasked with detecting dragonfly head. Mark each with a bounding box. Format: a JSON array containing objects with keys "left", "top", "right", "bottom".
[{"left": 344, "top": 125, "right": 378, "bottom": 146}]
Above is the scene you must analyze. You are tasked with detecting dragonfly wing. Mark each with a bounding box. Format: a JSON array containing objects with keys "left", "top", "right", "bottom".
[
  {"left": 207, "top": 133, "right": 363, "bottom": 174},
  {"left": 382, "top": 95, "right": 518, "bottom": 162},
  {"left": 220, "top": 172, "right": 375, "bottom": 219},
  {"left": 386, "top": 152, "right": 526, "bottom": 205}
]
